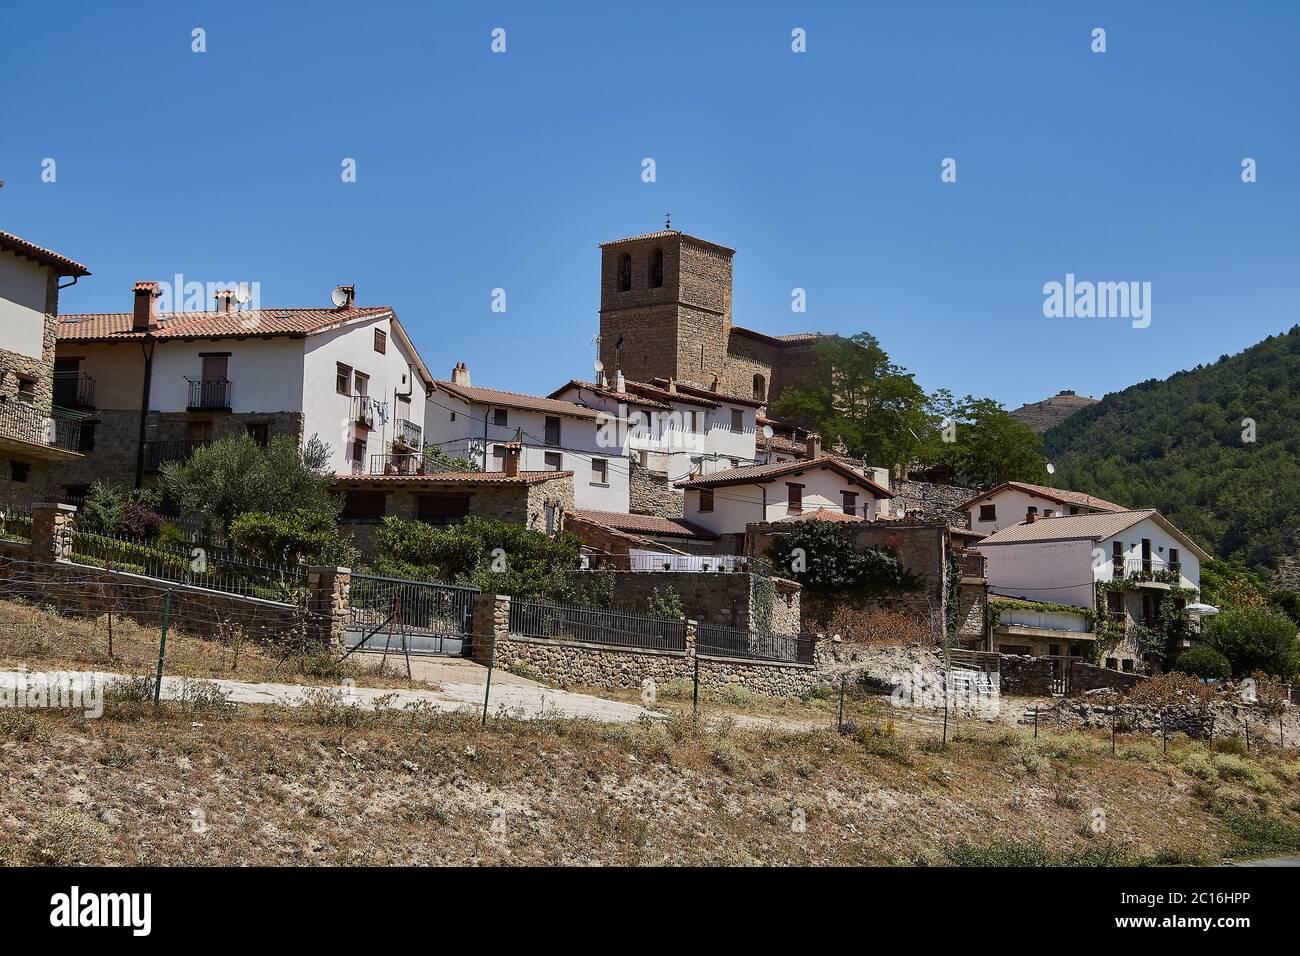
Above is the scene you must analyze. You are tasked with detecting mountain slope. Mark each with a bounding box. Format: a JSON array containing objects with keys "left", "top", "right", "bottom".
[{"left": 1043, "top": 326, "right": 1300, "bottom": 580}]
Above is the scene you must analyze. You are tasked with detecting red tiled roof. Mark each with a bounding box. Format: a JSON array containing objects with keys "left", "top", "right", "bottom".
[
  {"left": 435, "top": 380, "right": 603, "bottom": 420},
  {"left": 730, "top": 326, "right": 827, "bottom": 346},
  {"left": 959, "top": 481, "right": 1127, "bottom": 514},
  {"left": 334, "top": 470, "right": 570, "bottom": 486},
  {"left": 676, "top": 456, "right": 893, "bottom": 497},
  {"left": 775, "top": 508, "right": 863, "bottom": 524},
  {"left": 599, "top": 230, "right": 735, "bottom": 255},
  {"left": 58, "top": 306, "right": 392, "bottom": 343},
  {"left": 549, "top": 380, "right": 672, "bottom": 410},
  {"left": 568, "top": 508, "right": 717, "bottom": 539},
  {"left": 0, "top": 229, "right": 90, "bottom": 277},
  {"left": 647, "top": 377, "right": 765, "bottom": 408}
]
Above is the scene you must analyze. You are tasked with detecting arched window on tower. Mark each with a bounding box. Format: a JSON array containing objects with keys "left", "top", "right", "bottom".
[
  {"left": 752, "top": 374, "right": 766, "bottom": 402},
  {"left": 649, "top": 248, "right": 664, "bottom": 288},
  {"left": 617, "top": 253, "right": 631, "bottom": 292}
]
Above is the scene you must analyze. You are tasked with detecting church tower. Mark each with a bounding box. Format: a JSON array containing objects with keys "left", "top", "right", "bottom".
[{"left": 597, "top": 228, "right": 734, "bottom": 387}]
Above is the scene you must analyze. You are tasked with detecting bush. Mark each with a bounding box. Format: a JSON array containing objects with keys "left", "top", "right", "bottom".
[
  {"left": 764, "top": 520, "right": 920, "bottom": 599},
  {"left": 1175, "top": 644, "right": 1233, "bottom": 681},
  {"left": 647, "top": 585, "right": 684, "bottom": 619},
  {"left": 117, "top": 503, "right": 163, "bottom": 541},
  {"left": 1203, "top": 606, "right": 1300, "bottom": 680},
  {"left": 76, "top": 482, "right": 161, "bottom": 537},
  {"left": 228, "top": 510, "right": 359, "bottom": 567}
]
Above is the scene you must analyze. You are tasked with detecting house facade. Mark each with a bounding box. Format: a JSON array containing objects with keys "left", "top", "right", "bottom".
[
  {"left": 962, "top": 480, "right": 1127, "bottom": 537},
  {"left": 52, "top": 283, "right": 433, "bottom": 502},
  {"left": 0, "top": 230, "right": 90, "bottom": 505},
  {"left": 974, "top": 509, "right": 1211, "bottom": 671}
]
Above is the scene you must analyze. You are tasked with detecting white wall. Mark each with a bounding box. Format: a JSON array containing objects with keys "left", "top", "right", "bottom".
[
  {"left": 303, "top": 315, "right": 426, "bottom": 474},
  {"left": 682, "top": 464, "right": 887, "bottom": 535},
  {"left": 977, "top": 538, "right": 1098, "bottom": 610},
  {"left": 0, "top": 252, "right": 49, "bottom": 359},
  {"left": 425, "top": 387, "right": 630, "bottom": 512},
  {"left": 968, "top": 487, "right": 1103, "bottom": 536},
  {"left": 1098, "top": 517, "right": 1202, "bottom": 591}
]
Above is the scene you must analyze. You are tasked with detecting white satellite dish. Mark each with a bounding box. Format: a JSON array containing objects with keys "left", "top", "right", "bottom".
[
  {"left": 1046, "top": 462, "right": 1056, "bottom": 475},
  {"left": 233, "top": 282, "right": 252, "bottom": 304},
  {"left": 762, "top": 424, "right": 774, "bottom": 440},
  {"left": 593, "top": 359, "right": 605, "bottom": 374},
  {"left": 330, "top": 285, "right": 350, "bottom": 308}
]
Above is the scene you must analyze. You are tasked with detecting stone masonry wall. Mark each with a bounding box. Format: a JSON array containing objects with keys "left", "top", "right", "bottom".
[
  {"left": 567, "top": 569, "right": 801, "bottom": 633},
  {"left": 628, "top": 458, "right": 683, "bottom": 517},
  {"left": 889, "top": 479, "right": 978, "bottom": 528}
]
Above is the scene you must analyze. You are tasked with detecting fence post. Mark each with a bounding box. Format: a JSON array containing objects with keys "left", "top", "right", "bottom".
[
  {"left": 154, "top": 590, "right": 172, "bottom": 705},
  {"left": 31, "top": 502, "right": 76, "bottom": 564},
  {"left": 307, "top": 566, "right": 350, "bottom": 651},
  {"left": 685, "top": 619, "right": 699, "bottom": 720},
  {"left": 471, "top": 593, "right": 510, "bottom": 667}
]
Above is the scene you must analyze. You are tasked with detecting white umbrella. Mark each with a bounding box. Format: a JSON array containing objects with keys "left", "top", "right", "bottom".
[{"left": 1185, "top": 602, "right": 1219, "bottom": 617}]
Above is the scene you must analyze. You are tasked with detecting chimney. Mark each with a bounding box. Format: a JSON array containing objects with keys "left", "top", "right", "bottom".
[
  {"left": 1026, "top": 509, "right": 1039, "bottom": 524},
  {"left": 451, "top": 361, "right": 471, "bottom": 386},
  {"left": 805, "top": 432, "right": 822, "bottom": 461},
  {"left": 615, "top": 369, "right": 626, "bottom": 393},
  {"left": 213, "top": 289, "right": 235, "bottom": 314},
  {"left": 666, "top": 377, "right": 677, "bottom": 394},
  {"left": 132, "top": 281, "right": 161, "bottom": 332},
  {"left": 336, "top": 284, "right": 356, "bottom": 309},
  {"left": 710, "top": 374, "right": 721, "bottom": 393},
  {"left": 502, "top": 441, "right": 522, "bottom": 477}
]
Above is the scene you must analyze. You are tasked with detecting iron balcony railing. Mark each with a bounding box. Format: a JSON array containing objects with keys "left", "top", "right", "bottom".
[
  {"left": 393, "top": 418, "right": 422, "bottom": 448},
  {"left": 1117, "top": 557, "right": 1182, "bottom": 584},
  {"left": 0, "top": 398, "right": 83, "bottom": 453},
  {"left": 186, "top": 378, "right": 232, "bottom": 410},
  {"left": 52, "top": 371, "right": 96, "bottom": 409},
  {"left": 369, "top": 452, "right": 428, "bottom": 475},
  {"left": 351, "top": 394, "right": 375, "bottom": 428},
  {"left": 142, "top": 439, "right": 210, "bottom": 473},
  {"left": 695, "top": 623, "right": 815, "bottom": 665},
  {"left": 509, "top": 598, "right": 688, "bottom": 652}
]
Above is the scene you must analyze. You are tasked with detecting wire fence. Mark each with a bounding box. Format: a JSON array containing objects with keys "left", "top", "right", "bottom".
[
  {"left": 508, "top": 598, "right": 687, "bottom": 652},
  {"left": 69, "top": 529, "right": 310, "bottom": 606},
  {"left": 696, "top": 623, "right": 815, "bottom": 665}
]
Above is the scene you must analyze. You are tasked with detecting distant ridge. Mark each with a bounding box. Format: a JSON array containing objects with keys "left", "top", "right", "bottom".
[{"left": 1010, "top": 390, "right": 1099, "bottom": 435}]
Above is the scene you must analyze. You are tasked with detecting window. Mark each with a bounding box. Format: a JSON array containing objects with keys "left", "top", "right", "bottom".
[
  {"left": 201, "top": 354, "right": 228, "bottom": 383},
  {"left": 591, "top": 458, "right": 608, "bottom": 484},
  {"left": 1069, "top": 506, "right": 1079, "bottom": 515},
  {"left": 9, "top": 461, "right": 29, "bottom": 483},
  {"left": 373, "top": 328, "right": 387, "bottom": 353},
  {"left": 418, "top": 494, "right": 470, "bottom": 525},
  {"left": 544, "top": 416, "right": 561, "bottom": 445},
  {"left": 1121, "top": 659, "right": 1134, "bottom": 673},
  {"left": 617, "top": 253, "right": 631, "bottom": 292},
  {"left": 544, "top": 452, "right": 563, "bottom": 471},
  {"left": 187, "top": 420, "right": 213, "bottom": 443},
  {"left": 492, "top": 408, "right": 508, "bottom": 427},
  {"left": 842, "top": 491, "right": 858, "bottom": 516},
  {"left": 545, "top": 504, "right": 558, "bottom": 535},
  {"left": 340, "top": 491, "right": 387, "bottom": 522},
  {"left": 978, "top": 504, "right": 996, "bottom": 522},
  {"left": 752, "top": 374, "right": 766, "bottom": 402},
  {"left": 1043, "top": 508, "right": 1055, "bottom": 517},
  {"left": 1169, "top": 547, "right": 1181, "bottom": 573},
  {"left": 77, "top": 422, "right": 96, "bottom": 453},
  {"left": 787, "top": 482, "right": 803, "bottom": 513},
  {"left": 449, "top": 410, "right": 456, "bottom": 422},
  {"left": 688, "top": 411, "right": 700, "bottom": 432},
  {"left": 350, "top": 438, "right": 366, "bottom": 472},
  {"left": 1027, "top": 506, "right": 1038, "bottom": 516},
  {"left": 730, "top": 458, "right": 741, "bottom": 469},
  {"left": 491, "top": 444, "right": 506, "bottom": 466},
  {"left": 336, "top": 363, "right": 352, "bottom": 395},
  {"left": 246, "top": 423, "right": 269, "bottom": 448},
  {"left": 649, "top": 248, "right": 664, "bottom": 288},
  {"left": 730, "top": 409, "right": 744, "bottom": 433},
  {"left": 353, "top": 371, "right": 368, "bottom": 396},
  {"left": 699, "top": 488, "right": 714, "bottom": 512},
  {"left": 1105, "top": 657, "right": 1118, "bottom": 670},
  {"left": 16, "top": 378, "right": 36, "bottom": 404}
]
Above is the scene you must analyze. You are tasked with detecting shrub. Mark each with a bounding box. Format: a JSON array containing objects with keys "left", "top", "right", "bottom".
[
  {"left": 647, "top": 585, "right": 684, "bottom": 620},
  {"left": 1174, "top": 644, "right": 1233, "bottom": 681},
  {"left": 229, "top": 509, "right": 359, "bottom": 567},
  {"left": 1203, "top": 606, "right": 1300, "bottom": 680},
  {"left": 117, "top": 503, "right": 163, "bottom": 541}
]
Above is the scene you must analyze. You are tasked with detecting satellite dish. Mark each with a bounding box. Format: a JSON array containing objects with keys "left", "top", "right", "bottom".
[
  {"left": 593, "top": 360, "right": 605, "bottom": 374},
  {"left": 233, "top": 282, "right": 252, "bottom": 304},
  {"left": 762, "top": 424, "right": 774, "bottom": 440},
  {"left": 1046, "top": 463, "right": 1056, "bottom": 475},
  {"left": 330, "top": 286, "right": 350, "bottom": 308}
]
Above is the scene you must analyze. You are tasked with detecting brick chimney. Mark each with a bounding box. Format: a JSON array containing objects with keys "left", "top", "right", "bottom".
[
  {"left": 502, "top": 441, "right": 522, "bottom": 477},
  {"left": 132, "top": 281, "right": 161, "bottom": 332},
  {"left": 805, "top": 432, "right": 822, "bottom": 460},
  {"left": 213, "top": 289, "right": 235, "bottom": 314},
  {"left": 451, "top": 361, "right": 471, "bottom": 386}
]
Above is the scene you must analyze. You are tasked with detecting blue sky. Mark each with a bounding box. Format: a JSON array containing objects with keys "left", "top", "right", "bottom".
[{"left": 3, "top": 1, "right": 1297, "bottom": 409}]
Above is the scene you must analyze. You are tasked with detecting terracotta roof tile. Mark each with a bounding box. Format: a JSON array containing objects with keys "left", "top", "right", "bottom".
[
  {"left": 960, "top": 481, "right": 1127, "bottom": 514},
  {"left": 334, "top": 470, "right": 570, "bottom": 486},
  {"left": 58, "top": 306, "right": 392, "bottom": 342},
  {"left": 434, "top": 381, "right": 603, "bottom": 420},
  {"left": 0, "top": 229, "right": 90, "bottom": 276},
  {"left": 599, "top": 230, "right": 735, "bottom": 254},
  {"left": 676, "top": 456, "right": 893, "bottom": 497},
  {"left": 569, "top": 508, "right": 717, "bottom": 539},
  {"left": 775, "top": 507, "right": 863, "bottom": 523}
]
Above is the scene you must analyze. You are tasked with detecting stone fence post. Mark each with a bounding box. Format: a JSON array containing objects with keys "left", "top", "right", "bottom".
[
  {"left": 31, "top": 502, "right": 76, "bottom": 564},
  {"left": 471, "top": 593, "right": 510, "bottom": 666},
  {"left": 684, "top": 618, "right": 697, "bottom": 657},
  {"left": 307, "top": 566, "right": 351, "bottom": 649}
]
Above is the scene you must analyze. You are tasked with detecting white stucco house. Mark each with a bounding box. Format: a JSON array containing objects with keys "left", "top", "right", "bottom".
[
  {"left": 53, "top": 282, "right": 434, "bottom": 499},
  {"left": 962, "top": 480, "right": 1127, "bottom": 537},
  {"left": 425, "top": 364, "right": 629, "bottom": 513},
  {"left": 974, "top": 509, "right": 1212, "bottom": 670},
  {"left": 675, "top": 442, "right": 895, "bottom": 537}
]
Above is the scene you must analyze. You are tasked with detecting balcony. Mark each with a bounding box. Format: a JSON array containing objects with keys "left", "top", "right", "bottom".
[
  {"left": 1116, "top": 557, "right": 1183, "bottom": 586},
  {"left": 0, "top": 397, "right": 83, "bottom": 459},
  {"left": 53, "top": 371, "right": 96, "bottom": 410},
  {"left": 393, "top": 418, "right": 422, "bottom": 449},
  {"left": 369, "top": 452, "right": 435, "bottom": 476},
  {"left": 186, "top": 378, "right": 232, "bottom": 411},
  {"left": 350, "top": 394, "right": 376, "bottom": 429},
  {"left": 142, "top": 439, "right": 210, "bottom": 473}
]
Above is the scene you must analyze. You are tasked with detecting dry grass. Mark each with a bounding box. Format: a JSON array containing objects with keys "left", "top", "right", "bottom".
[{"left": 0, "top": 597, "right": 435, "bottom": 690}]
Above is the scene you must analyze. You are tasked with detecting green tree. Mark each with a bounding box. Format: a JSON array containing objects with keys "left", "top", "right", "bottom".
[
  {"left": 1203, "top": 606, "right": 1300, "bottom": 679},
  {"left": 228, "top": 510, "right": 359, "bottom": 568},
  {"left": 764, "top": 520, "right": 919, "bottom": 599},
  {"left": 931, "top": 395, "right": 1048, "bottom": 486},
  {"left": 1173, "top": 644, "right": 1232, "bottom": 680},
  {"left": 160, "top": 434, "right": 338, "bottom": 534}
]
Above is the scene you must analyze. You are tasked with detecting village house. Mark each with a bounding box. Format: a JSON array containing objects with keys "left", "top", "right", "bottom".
[
  {"left": 962, "top": 480, "right": 1127, "bottom": 537},
  {"left": 973, "top": 509, "right": 1211, "bottom": 671},
  {"left": 52, "top": 282, "right": 433, "bottom": 503},
  {"left": 0, "top": 229, "right": 90, "bottom": 505}
]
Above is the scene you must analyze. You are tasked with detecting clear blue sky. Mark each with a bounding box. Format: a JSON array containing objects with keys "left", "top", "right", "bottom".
[{"left": 3, "top": 1, "right": 1296, "bottom": 409}]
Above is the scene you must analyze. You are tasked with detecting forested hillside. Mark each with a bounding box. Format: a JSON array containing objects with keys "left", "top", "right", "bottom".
[{"left": 1044, "top": 326, "right": 1300, "bottom": 580}]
